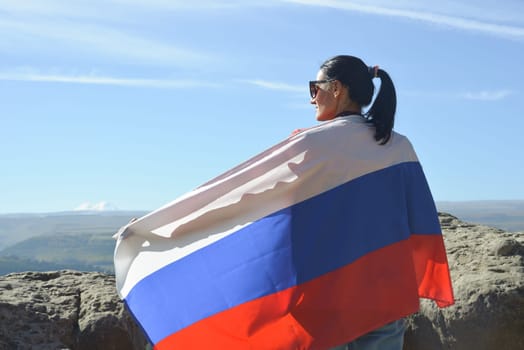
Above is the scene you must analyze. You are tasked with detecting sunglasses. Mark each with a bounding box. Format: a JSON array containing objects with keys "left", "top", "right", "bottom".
[{"left": 309, "top": 79, "right": 335, "bottom": 99}]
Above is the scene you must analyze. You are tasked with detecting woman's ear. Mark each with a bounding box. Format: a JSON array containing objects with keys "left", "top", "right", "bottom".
[{"left": 333, "top": 80, "right": 340, "bottom": 98}]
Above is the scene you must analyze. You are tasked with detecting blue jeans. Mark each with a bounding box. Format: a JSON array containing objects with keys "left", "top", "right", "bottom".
[{"left": 330, "top": 319, "right": 406, "bottom": 350}]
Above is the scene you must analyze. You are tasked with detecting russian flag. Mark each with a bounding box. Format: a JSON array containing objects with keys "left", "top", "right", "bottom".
[{"left": 114, "top": 115, "right": 454, "bottom": 350}]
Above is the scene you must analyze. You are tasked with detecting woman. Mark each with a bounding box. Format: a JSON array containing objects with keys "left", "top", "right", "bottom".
[
  {"left": 114, "top": 54, "right": 453, "bottom": 350},
  {"left": 308, "top": 55, "right": 437, "bottom": 350}
]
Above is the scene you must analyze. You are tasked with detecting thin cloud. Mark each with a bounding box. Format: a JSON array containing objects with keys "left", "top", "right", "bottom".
[
  {"left": 0, "top": 71, "right": 220, "bottom": 88},
  {"left": 0, "top": 19, "right": 208, "bottom": 66},
  {"left": 460, "top": 90, "right": 514, "bottom": 101},
  {"left": 0, "top": 7, "right": 212, "bottom": 67},
  {"left": 110, "top": 0, "right": 274, "bottom": 10},
  {"left": 0, "top": 0, "right": 106, "bottom": 19},
  {"left": 284, "top": 0, "right": 524, "bottom": 40},
  {"left": 242, "top": 79, "right": 304, "bottom": 93},
  {"left": 400, "top": 89, "right": 515, "bottom": 101},
  {"left": 0, "top": 0, "right": 278, "bottom": 18},
  {"left": 4, "top": 0, "right": 523, "bottom": 42}
]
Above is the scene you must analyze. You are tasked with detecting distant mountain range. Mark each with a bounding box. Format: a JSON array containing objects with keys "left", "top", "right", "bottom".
[
  {"left": 436, "top": 200, "right": 524, "bottom": 232},
  {"left": 0, "top": 201, "right": 522, "bottom": 276}
]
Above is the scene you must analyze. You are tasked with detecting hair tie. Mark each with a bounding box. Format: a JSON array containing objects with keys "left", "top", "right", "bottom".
[{"left": 368, "top": 65, "right": 379, "bottom": 78}]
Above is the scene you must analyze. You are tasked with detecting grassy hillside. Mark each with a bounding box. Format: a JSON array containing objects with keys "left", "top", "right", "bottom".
[
  {"left": 0, "top": 232, "right": 116, "bottom": 273},
  {"left": 0, "top": 211, "right": 146, "bottom": 250},
  {"left": 0, "top": 211, "right": 147, "bottom": 275}
]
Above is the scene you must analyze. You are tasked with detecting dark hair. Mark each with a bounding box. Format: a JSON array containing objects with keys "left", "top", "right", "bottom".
[{"left": 320, "top": 55, "right": 396, "bottom": 144}]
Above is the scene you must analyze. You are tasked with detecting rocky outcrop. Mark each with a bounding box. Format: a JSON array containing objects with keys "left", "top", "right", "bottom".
[
  {"left": 0, "top": 213, "right": 522, "bottom": 349},
  {"left": 0, "top": 271, "right": 147, "bottom": 350},
  {"left": 404, "top": 213, "right": 524, "bottom": 350}
]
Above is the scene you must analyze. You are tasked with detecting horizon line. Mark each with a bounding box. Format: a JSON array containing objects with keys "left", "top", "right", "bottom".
[{"left": 1, "top": 199, "right": 524, "bottom": 215}]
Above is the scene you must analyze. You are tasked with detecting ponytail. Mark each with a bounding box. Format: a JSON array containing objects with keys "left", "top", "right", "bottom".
[
  {"left": 319, "top": 55, "right": 397, "bottom": 145},
  {"left": 365, "top": 68, "right": 396, "bottom": 145}
]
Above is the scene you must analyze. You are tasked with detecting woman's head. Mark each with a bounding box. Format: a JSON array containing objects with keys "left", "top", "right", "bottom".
[{"left": 310, "top": 55, "right": 397, "bottom": 144}]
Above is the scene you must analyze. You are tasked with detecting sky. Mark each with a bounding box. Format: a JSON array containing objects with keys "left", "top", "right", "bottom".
[{"left": 1, "top": 0, "right": 523, "bottom": 213}]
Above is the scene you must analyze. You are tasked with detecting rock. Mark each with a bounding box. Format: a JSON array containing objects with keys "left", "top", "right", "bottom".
[
  {"left": 404, "top": 213, "right": 524, "bottom": 350},
  {"left": 490, "top": 238, "right": 522, "bottom": 257},
  {"left": 0, "top": 270, "right": 147, "bottom": 350}
]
